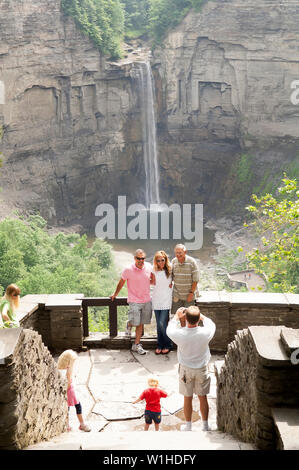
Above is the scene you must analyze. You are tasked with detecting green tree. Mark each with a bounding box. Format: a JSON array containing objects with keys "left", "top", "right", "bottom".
[
  {"left": 238, "top": 176, "right": 299, "bottom": 293},
  {"left": 0, "top": 215, "right": 128, "bottom": 332},
  {"left": 122, "top": 0, "right": 149, "bottom": 37},
  {"left": 148, "top": 0, "right": 204, "bottom": 44},
  {"left": 61, "top": 0, "right": 124, "bottom": 59}
]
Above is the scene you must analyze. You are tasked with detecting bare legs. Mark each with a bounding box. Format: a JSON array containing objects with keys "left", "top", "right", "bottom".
[
  {"left": 135, "top": 324, "right": 143, "bottom": 345},
  {"left": 182, "top": 395, "right": 209, "bottom": 431},
  {"left": 144, "top": 423, "right": 159, "bottom": 431}
]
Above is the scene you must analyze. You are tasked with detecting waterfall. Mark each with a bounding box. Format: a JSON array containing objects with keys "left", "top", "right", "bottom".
[{"left": 136, "top": 61, "right": 160, "bottom": 208}]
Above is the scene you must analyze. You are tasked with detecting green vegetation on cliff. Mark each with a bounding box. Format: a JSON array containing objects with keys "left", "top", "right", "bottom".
[
  {"left": 61, "top": 0, "right": 125, "bottom": 59},
  {"left": 61, "top": 0, "right": 205, "bottom": 57},
  {"left": 147, "top": 0, "right": 204, "bottom": 44}
]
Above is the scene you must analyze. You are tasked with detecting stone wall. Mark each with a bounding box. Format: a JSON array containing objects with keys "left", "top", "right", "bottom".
[
  {"left": 0, "top": 328, "right": 67, "bottom": 450},
  {"left": 216, "top": 326, "right": 299, "bottom": 450},
  {"left": 196, "top": 291, "right": 299, "bottom": 353},
  {"left": 19, "top": 294, "right": 84, "bottom": 351},
  {"left": 17, "top": 291, "right": 299, "bottom": 354},
  {"left": 215, "top": 329, "right": 259, "bottom": 444}
]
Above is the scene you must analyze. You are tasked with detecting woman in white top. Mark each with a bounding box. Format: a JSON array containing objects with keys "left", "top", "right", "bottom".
[{"left": 151, "top": 250, "right": 173, "bottom": 355}]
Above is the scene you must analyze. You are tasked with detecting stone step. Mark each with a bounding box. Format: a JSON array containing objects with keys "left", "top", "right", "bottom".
[
  {"left": 83, "top": 334, "right": 167, "bottom": 350},
  {"left": 272, "top": 408, "right": 299, "bottom": 450},
  {"left": 25, "top": 429, "right": 255, "bottom": 451}
]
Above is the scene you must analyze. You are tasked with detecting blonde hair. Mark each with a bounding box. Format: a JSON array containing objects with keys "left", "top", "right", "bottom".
[
  {"left": 153, "top": 250, "right": 172, "bottom": 278},
  {"left": 3, "top": 284, "right": 21, "bottom": 310},
  {"left": 5, "top": 284, "right": 21, "bottom": 297},
  {"left": 148, "top": 375, "right": 159, "bottom": 388},
  {"left": 57, "top": 349, "right": 78, "bottom": 369}
]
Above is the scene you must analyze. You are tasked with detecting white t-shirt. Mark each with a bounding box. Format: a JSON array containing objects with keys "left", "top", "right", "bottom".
[
  {"left": 151, "top": 269, "right": 173, "bottom": 310},
  {"left": 166, "top": 316, "right": 216, "bottom": 369}
]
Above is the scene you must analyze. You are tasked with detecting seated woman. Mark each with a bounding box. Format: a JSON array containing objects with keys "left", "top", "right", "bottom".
[
  {"left": 151, "top": 251, "right": 173, "bottom": 355},
  {"left": 0, "top": 284, "right": 21, "bottom": 328}
]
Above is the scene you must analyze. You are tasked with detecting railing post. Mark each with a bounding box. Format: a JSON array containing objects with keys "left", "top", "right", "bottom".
[
  {"left": 109, "top": 301, "right": 118, "bottom": 337},
  {"left": 82, "top": 302, "right": 89, "bottom": 338}
]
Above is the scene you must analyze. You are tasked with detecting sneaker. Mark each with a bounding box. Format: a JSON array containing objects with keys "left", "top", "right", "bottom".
[
  {"left": 125, "top": 320, "right": 132, "bottom": 337},
  {"left": 180, "top": 423, "right": 192, "bottom": 432},
  {"left": 131, "top": 343, "right": 146, "bottom": 355},
  {"left": 79, "top": 424, "right": 91, "bottom": 432},
  {"left": 202, "top": 422, "right": 211, "bottom": 431}
]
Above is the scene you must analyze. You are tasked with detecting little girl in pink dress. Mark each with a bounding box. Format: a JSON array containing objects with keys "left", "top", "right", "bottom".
[{"left": 57, "top": 349, "right": 90, "bottom": 432}]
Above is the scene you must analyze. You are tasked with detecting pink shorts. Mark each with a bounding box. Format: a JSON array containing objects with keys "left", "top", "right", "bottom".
[{"left": 67, "top": 384, "right": 79, "bottom": 406}]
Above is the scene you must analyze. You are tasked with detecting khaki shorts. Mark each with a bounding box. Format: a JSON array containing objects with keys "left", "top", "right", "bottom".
[
  {"left": 171, "top": 299, "right": 195, "bottom": 316},
  {"left": 128, "top": 301, "right": 152, "bottom": 326},
  {"left": 178, "top": 364, "right": 211, "bottom": 397}
]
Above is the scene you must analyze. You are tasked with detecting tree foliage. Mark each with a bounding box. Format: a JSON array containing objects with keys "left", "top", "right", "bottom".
[
  {"left": 61, "top": 0, "right": 205, "bottom": 53},
  {"left": 0, "top": 215, "right": 116, "bottom": 296},
  {"left": 61, "top": 0, "right": 125, "bottom": 59},
  {"left": 148, "top": 0, "right": 204, "bottom": 44},
  {"left": 122, "top": 0, "right": 149, "bottom": 37},
  {"left": 238, "top": 176, "right": 299, "bottom": 293}
]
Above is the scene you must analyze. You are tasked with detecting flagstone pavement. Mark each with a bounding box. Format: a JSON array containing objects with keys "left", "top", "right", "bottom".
[{"left": 25, "top": 349, "right": 256, "bottom": 450}]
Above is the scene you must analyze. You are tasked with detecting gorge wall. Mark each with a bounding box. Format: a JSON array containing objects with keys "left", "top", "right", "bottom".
[
  {"left": 152, "top": 0, "right": 299, "bottom": 215},
  {"left": 0, "top": 0, "right": 298, "bottom": 231}
]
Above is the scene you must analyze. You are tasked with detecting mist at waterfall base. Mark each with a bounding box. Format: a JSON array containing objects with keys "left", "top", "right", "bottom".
[{"left": 95, "top": 206, "right": 218, "bottom": 264}]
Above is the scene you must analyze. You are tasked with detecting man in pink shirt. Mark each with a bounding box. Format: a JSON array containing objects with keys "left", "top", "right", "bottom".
[{"left": 110, "top": 249, "right": 154, "bottom": 355}]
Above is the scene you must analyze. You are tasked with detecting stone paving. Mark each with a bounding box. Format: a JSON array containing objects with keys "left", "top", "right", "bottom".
[{"left": 25, "top": 348, "right": 256, "bottom": 450}]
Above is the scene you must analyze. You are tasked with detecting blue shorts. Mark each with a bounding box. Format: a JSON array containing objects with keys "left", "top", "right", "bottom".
[{"left": 144, "top": 410, "right": 161, "bottom": 424}]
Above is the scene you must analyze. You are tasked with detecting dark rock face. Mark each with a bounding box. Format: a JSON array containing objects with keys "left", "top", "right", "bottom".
[
  {"left": 0, "top": 0, "right": 298, "bottom": 230},
  {"left": 0, "top": 0, "right": 146, "bottom": 230},
  {"left": 152, "top": 0, "right": 299, "bottom": 216}
]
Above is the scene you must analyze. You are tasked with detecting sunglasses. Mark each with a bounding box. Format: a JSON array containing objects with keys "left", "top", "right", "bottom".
[
  {"left": 136, "top": 257, "right": 145, "bottom": 260},
  {"left": 156, "top": 259, "right": 165, "bottom": 262}
]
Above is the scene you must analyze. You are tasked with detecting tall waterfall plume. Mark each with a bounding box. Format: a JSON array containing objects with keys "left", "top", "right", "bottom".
[{"left": 135, "top": 61, "right": 160, "bottom": 208}]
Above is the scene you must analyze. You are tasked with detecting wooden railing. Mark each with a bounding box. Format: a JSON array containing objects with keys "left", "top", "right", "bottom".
[{"left": 82, "top": 297, "right": 128, "bottom": 338}]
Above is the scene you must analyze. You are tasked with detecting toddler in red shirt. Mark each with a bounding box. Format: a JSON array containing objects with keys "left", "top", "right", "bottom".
[{"left": 133, "top": 375, "right": 167, "bottom": 431}]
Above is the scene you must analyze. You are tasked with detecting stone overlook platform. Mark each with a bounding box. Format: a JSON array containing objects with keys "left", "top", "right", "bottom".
[
  {"left": 1, "top": 292, "right": 298, "bottom": 450},
  {"left": 25, "top": 348, "right": 255, "bottom": 450}
]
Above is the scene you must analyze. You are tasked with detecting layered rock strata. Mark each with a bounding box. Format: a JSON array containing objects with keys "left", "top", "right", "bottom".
[
  {"left": 0, "top": 327, "right": 67, "bottom": 449},
  {"left": 0, "top": 0, "right": 145, "bottom": 229},
  {"left": 0, "top": 0, "right": 299, "bottom": 227},
  {"left": 153, "top": 0, "right": 299, "bottom": 213}
]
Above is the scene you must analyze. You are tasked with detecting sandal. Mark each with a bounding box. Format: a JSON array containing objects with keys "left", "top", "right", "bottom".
[
  {"left": 155, "top": 349, "right": 162, "bottom": 355},
  {"left": 161, "top": 349, "right": 170, "bottom": 354}
]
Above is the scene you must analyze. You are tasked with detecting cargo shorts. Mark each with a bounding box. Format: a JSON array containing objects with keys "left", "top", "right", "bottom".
[
  {"left": 178, "top": 364, "right": 211, "bottom": 397},
  {"left": 128, "top": 301, "right": 152, "bottom": 326}
]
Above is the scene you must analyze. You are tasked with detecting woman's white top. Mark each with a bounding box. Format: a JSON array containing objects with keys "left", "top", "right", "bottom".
[{"left": 151, "top": 269, "right": 173, "bottom": 310}]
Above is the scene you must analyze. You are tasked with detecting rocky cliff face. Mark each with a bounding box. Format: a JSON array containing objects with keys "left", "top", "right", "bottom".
[
  {"left": 0, "top": 0, "right": 146, "bottom": 230},
  {"left": 152, "top": 0, "right": 299, "bottom": 215},
  {"left": 0, "top": 0, "right": 298, "bottom": 230}
]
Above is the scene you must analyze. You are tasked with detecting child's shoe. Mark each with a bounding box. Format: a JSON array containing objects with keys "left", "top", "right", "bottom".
[{"left": 79, "top": 424, "right": 91, "bottom": 432}]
